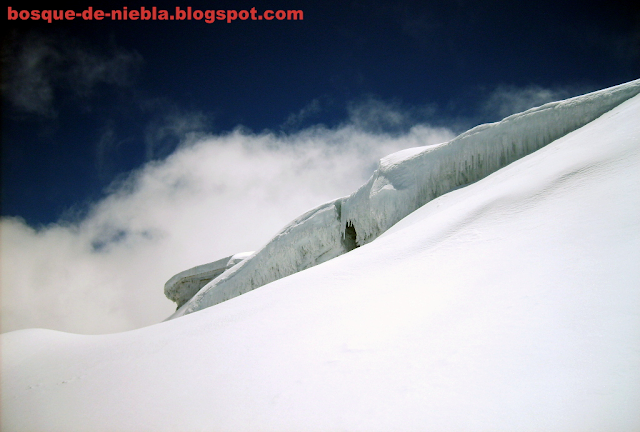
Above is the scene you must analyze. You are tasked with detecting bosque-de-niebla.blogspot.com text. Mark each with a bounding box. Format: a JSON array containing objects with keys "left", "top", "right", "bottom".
[{"left": 7, "top": 6, "right": 303, "bottom": 24}]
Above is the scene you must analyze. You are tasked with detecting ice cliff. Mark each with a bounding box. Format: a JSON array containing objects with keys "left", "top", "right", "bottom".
[{"left": 168, "top": 79, "right": 640, "bottom": 319}]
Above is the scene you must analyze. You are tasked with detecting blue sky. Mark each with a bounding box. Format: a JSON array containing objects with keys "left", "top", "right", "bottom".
[{"left": 3, "top": 0, "right": 638, "bottom": 226}]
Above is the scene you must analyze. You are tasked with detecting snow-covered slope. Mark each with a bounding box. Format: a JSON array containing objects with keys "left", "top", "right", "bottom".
[
  {"left": 2, "top": 86, "right": 640, "bottom": 432},
  {"left": 171, "top": 79, "right": 640, "bottom": 319}
]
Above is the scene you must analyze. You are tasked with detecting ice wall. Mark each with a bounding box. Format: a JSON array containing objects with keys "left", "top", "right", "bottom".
[
  {"left": 169, "top": 79, "right": 640, "bottom": 319},
  {"left": 340, "top": 79, "right": 640, "bottom": 244}
]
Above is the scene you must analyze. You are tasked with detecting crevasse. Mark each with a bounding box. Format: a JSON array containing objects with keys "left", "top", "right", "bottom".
[{"left": 167, "top": 79, "right": 640, "bottom": 319}]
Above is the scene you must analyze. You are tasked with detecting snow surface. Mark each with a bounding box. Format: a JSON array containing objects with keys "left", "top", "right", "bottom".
[
  {"left": 2, "top": 83, "right": 640, "bottom": 431},
  {"left": 170, "top": 79, "right": 640, "bottom": 319}
]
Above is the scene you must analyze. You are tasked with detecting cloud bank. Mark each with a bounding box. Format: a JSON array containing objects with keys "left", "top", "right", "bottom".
[{"left": 1, "top": 123, "right": 455, "bottom": 334}]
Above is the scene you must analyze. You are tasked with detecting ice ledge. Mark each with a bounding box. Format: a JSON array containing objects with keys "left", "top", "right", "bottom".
[
  {"left": 164, "top": 252, "right": 254, "bottom": 308},
  {"left": 168, "top": 79, "right": 640, "bottom": 320}
]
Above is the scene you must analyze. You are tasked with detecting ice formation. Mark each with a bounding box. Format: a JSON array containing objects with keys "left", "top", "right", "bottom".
[
  {"left": 169, "top": 79, "right": 640, "bottom": 319},
  {"left": 164, "top": 252, "right": 254, "bottom": 308}
]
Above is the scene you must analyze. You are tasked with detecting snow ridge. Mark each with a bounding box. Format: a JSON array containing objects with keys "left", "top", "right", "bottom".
[
  {"left": 340, "top": 80, "right": 640, "bottom": 244},
  {"left": 169, "top": 79, "right": 640, "bottom": 319}
]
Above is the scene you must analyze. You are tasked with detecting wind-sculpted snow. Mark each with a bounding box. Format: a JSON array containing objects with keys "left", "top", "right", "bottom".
[
  {"left": 340, "top": 79, "right": 640, "bottom": 244},
  {"left": 164, "top": 256, "right": 232, "bottom": 308},
  {"left": 170, "top": 79, "right": 640, "bottom": 319},
  {"left": 171, "top": 202, "right": 348, "bottom": 317},
  {"left": 164, "top": 252, "right": 253, "bottom": 308}
]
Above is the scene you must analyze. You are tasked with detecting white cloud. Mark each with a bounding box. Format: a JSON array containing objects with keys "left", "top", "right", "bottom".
[
  {"left": 0, "top": 123, "right": 455, "bottom": 334},
  {"left": 282, "top": 98, "right": 323, "bottom": 128},
  {"left": 144, "top": 110, "right": 210, "bottom": 160},
  {"left": 1, "top": 32, "right": 142, "bottom": 116},
  {"left": 347, "top": 97, "right": 438, "bottom": 133},
  {"left": 95, "top": 122, "right": 121, "bottom": 181},
  {"left": 1, "top": 34, "right": 59, "bottom": 116},
  {"left": 481, "top": 84, "right": 585, "bottom": 120}
]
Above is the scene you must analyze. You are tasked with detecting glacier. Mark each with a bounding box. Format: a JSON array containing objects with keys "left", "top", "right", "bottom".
[
  {"left": 2, "top": 81, "right": 640, "bottom": 432},
  {"left": 170, "top": 79, "right": 640, "bottom": 318}
]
